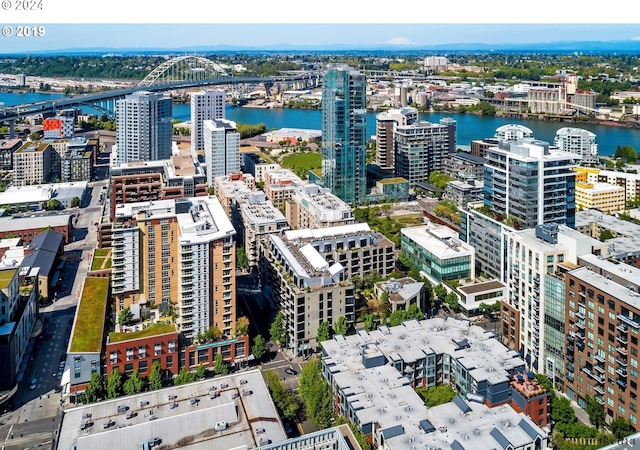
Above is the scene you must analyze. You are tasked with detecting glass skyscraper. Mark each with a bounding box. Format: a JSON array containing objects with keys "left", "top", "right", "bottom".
[{"left": 321, "top": 68, "right": 367, "bottom": 204}]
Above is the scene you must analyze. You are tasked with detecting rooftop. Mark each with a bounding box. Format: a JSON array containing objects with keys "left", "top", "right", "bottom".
[
  {"left": 458, "top": 280, "right": 505, "bottom": 295},
  {"left": 0, "top": 268, "right": 16, "bottom": 289},
  {"left": 401, "top": 223, "right": 474, "bottom": 260},
  {"left": 69, "top": 277, "right": 109, "bottom": 353},
  {"left": 57, "top": 370, "right": 286, "bottom": 450},
  {"left": 108, "top": 322, "right": 177, "bottom": 344}
]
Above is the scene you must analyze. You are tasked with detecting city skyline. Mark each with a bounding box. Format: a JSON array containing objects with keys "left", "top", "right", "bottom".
[{"left": 2, "top": 24, "right": 640, "bottom": 54}]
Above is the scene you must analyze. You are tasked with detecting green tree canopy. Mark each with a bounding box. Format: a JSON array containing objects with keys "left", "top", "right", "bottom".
[
  {"left": 252, "top": 334, "right": 267, "bottom": 361},
  {"left": 333, "top": 316, "right": 348, "bottom": 336},
  {"left": 416, "top": 385, "right": 457, "bottom": 407},
  {"left": 317, "top": 320, "right": 332, "bottom": 345},
  {"left": 83, "top": 372, "right": 104, "bottom": 403},
  {"left": 270, "top": 311, "right": 287, "bottom": 345},
  {"left": 214, "top": 353, "right": 229, "bottom": 375},
  {"left": 610, "top": 417, "right": 636, "bottom": 440},
  {"left": 123, "top": 369, "right": 144, "bottom": 395},
  {"left": 299, "top": 357, "right": 334, "bottom": 428},
  {"left": 106, "top": 367, "right": 122, "bottom": 399},
  {"left": 148, "top": 360, "right": 163, "bottom": 391},
  {"left": 264, "top": 370, "right": 299, "bottom": 420},
  {"left": 236, "top": 246, "right": 249, "bottom": 269},
  {"left": 174, "top": 367, "right": 196, "bottom": 386},
  {"left": 118, "top": 307, "right": 133, "bottom": 327},
  {"left": 71, "top": 196, "right": 81, "bottom": 207},
  {"left": 235, "top": 316, "right": 250, "bottom": 337},
  {"left": 196, "top": 363, "right": 206, "bottom": 380}
]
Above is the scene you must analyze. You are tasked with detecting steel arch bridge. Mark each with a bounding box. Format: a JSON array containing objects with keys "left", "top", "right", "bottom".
[{"left": 139, "top": 55, "right": 230, "bottom": 88}]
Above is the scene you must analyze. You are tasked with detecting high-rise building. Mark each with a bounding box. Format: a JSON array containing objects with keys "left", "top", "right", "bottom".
[
  {"left": 471, "top": 124, "right": 533, "bottom": 159},
  {"left": 190, "top": 90, "right": 225, "bottom": 153},
  {"left": 111, "top": 197, "right": 237, "bottom": 338},
  {"left": 554, "top": 127, "right": 598, "bottom": 164},
  {"left": 203, "top": 119, "right": 240, "bottom": 186},
  {"left": 394, "top": 118, "right": 456, "bottom": 187},
  {"left": 484, "top": 138, "right": 578, "bottom": 229},
  {"left": 115, "top": 91, "right": 172, "bottom": 164},
  {"left": 321, "top": 68, "right": 367, "bottom": 204},
  {"left": 374, "top": 107, "right": 417, "bottom": 170}
]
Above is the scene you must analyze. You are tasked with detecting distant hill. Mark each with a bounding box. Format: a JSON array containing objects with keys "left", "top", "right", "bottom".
[{"left": 5, "top": 40, "right": 640, "bottom": 56}]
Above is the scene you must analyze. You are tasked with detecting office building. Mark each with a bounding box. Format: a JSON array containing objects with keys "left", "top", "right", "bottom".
[
  {"left": 505, "top": 223, "right": 606, "bottom": 376},
  {"left": 394, "top": 118, "right": 457, "bottom": 187},
  {"left": 111, "top": 197, "right": 237, "bottom": 339},
  {"left": 203, "top": 119, "right": 241, "bottom": 185},
  {"left": 115, "top": 91, "right": 172, "bottom": 164},
  {"left": 484, "top": 138, "right": 578, "bottom": 229},
  {"left": 12, "top": 142, "right": 54, "bottom": 186},
  {"left": 264, "top": 224, "right": 394, "bottom": 355},
  {"left": 321, "top": 68, "right": 367, "bottom": 204},
  {"left": 564, "top": 255, "right": 640, "bottom": 427},
  {"left": 190, "top": 89, "right": 225, "bottom": 153},
  {"left": 554, "top": 127, "right": 598, "bottom": 164},
  {"left": 575, "top": 182, "right": 625, "bottom": 214},
  {"left": 374, "top": 107, "right": 417, "bottom": 170},
  {"left": 401, "top": 222, "right": 475, "bottom": 283}
]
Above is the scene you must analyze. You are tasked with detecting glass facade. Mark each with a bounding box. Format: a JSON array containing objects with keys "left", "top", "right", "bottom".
[
  {"left": 401, "top": 234, "right": 472, "bottom": 282},
  {"left": 544, "top": 274, "right": 566, "bottom": 387},
  {"left": 321, "top": 69, "right": 367, "bottom": 204}
]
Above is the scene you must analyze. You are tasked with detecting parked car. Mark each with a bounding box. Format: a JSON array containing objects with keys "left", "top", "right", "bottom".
[{"left": 284, "top": 367, "right": 297, "bottom": 376}]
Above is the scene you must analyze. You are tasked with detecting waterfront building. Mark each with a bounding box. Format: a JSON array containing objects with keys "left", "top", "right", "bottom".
[
  {"left": 12, "top": 142, "right": 54, "bottom": 186},
  {"left": 505, "top": 223, "right": 605, "bottom": 377},
  {"left": 203, "top": 119, "right": 241, "bottom": 185},
  {"left": 528, "top": 88, "right": 563, "bottom": 115},
  {"left": 554, "top": 127, "right": 598, "bottom": 164},
  {"left": 190, "top": 89, "right": 225, "bottom": 153},
  {"left": 285, "top": 183, "right": 355, "bottom": 230},
  {"left": 109, "top": 154, "right": 208, "bottom": 220},
  {"left": 374, "top": 107, "right": 417, "bottom": 170},
  {"left": 575, "top": 182, "right": 625, "bottom": 214},
  {"left": 401, "top": 222, "right": 475, "bottom": 283},
  {"left": 321, "top": 68, "right": 367, "bottom": 204},
  {"left": 564, "top": 254, "right": 640, "bottom": 427},
  {"left": 484, "top": 138, "right": 578, "bottom": 229},
  {"left": 264, "top": 224, "right": 394, "bottom": 355},
  {"left": 111, "top": 197, "right": 236, "bottom": 339},
  {"left": 115, "top": 91, "right": 172, "bottom": 164},
  {"left": 471, "top": 124, "right": 533, "bottom": 159},
  {"left": 394, "top": 118, "right": 457, "bottom": 187}
]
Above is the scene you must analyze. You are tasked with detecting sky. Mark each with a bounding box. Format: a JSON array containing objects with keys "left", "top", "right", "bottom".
[{"left": 1, "top": 1, "right": 640, "bottom": 53}]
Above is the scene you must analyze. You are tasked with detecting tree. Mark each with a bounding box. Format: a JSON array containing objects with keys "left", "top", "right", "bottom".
[
  {"left": 118, "top": 307, "right": 133, "bottom": 327},
  {"left": 196, "top": 363, "right": 206, "bottom": 380},
  {"left": 333, "top": 316, "right": 348, "bottom": 336},
  {"left": 123, "top": 369, "right": 144, "bottom": 395},
  {"left": 264, "top": 370, "right": 299, "bottom": 420},
  {"left": 106, "top": 367, "right": 122, "bottom": 399},
  {"left": 610, "top": 417, "right": 636, "bottom": 440},
  {"left": 236, "top": 247, "right": 249, "bottom": 269},
  {"left": 363, "top": 313, "right": 377, "bottom": 332},
  {"left": 204, "top": 325, "right": 222, "bottom": 342},
  {"left": 317, "top": 320, "right": 332, "bottom": 345},
  {"left": 235, "top": 316, "right": 250, "bottom": 337},
  {"left": 585, "top": 395, "right": 605, "bottom": 429},
  {"left": 48, "top": 199, "right": 61, "bottom": 210},
  {"left": 599, "top": 229, "right": 615, "bottom": 241},
  {"left": 417, "top": 384, "right": 457, "bottom": 407},
  {"left": 252, "top": 334, "right": 267, "bottom": 361},
  {"left": 270, "top": 311, "right": 286, "bottom": 345},
  {"left": 445, "top": 292, "right": 459, "bottom": 311},
  {"left": 71, "top": 196, "right": 81, "bottom": 208},
  {"left": 174, "top": 367, "right": 196, "bottom": 386},
  {"left": 299, "top": 357, "right": 334, "bottom": 428},
  {"left": 148, "top": 360, "right": 163, "bottom": 391},
  {"left": 551, "top": 397, "right": 577, "bottom": 426},
  {"left": 434, "top": 284, "right": 447, "bottom": 300},
  {"left": 213, "top": 353, "right": 229, "bottom": 375},
  {"left": 83, "top": 372, "right": 104, "bottom": 403},
  {"left": 29, "top": 132, "right": 40, "bottom": 141}
]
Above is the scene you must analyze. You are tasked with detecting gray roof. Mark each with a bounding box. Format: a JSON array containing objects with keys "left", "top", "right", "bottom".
[
  {"left": 21, "top": 247, "right": 56, "bottom": 276},
  {"left": 28, "top": 229, "right": 64, "bottom": 253}
]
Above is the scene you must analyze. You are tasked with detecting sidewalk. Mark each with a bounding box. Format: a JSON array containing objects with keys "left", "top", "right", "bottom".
[{"left": 556, "top": 389, "right": 593, "bottom": 426}]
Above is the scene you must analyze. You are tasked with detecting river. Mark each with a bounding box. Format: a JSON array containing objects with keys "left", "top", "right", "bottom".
[{"left": 2, "top": 91, "right": 640, "bottom": 156}]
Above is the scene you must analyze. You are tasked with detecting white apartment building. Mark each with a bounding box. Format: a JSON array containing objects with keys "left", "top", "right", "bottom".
[
  {"left": 115, "top": 91, "right": 172, "bottom": 164},
  {"left": 506, "top": 223, "right": 605, "bottom": 374},
  {"left": 190, "top": 90, "right": 225, "bottom": 153},
  {"left": 203, "top": 119, "right": 240, "bottom": 186},
  {"left": 554, "top": 127, "right": 598, "bottom": 164},
  {"left": 286, "top": 184, "right": 355, "bottom": 230},
  {"left": 375, "top": 107, "right": 417, "bottom": 170}
]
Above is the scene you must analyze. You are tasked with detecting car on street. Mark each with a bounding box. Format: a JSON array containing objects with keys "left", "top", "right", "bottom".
[
  {"left": 28, "top": 378, "right": 37, "bottom": 390},
  {"left": 284, "top": 367, "right": 297, "bottom": 376}
]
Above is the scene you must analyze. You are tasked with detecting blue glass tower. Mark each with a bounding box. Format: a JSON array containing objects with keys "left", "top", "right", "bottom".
[{"left": 321, "top": 68, "right": 367, "bottom": 204}]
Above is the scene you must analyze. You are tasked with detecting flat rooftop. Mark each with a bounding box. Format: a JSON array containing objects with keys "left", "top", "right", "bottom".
[
  {"left": 458, "top": 280, "right": 505, "bottom": 295},
  {"left": 108, "top": 322, "right": 177, "bottom": 344},
  {"left": 401, "top": 223, "right": 474, "bottom": 260},
  {"left": 69, "top": 277, "right": 109, "bottom": 353},
  {"left": 57, "top": 370, "right": 286, "bottom": 450}
]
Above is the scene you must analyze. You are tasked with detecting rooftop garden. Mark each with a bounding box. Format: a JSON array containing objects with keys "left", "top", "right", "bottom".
[
  {"left": 70, "top": 277, "right": 109, "bottom": 353},
  {"left": 108, "top": 321, "right": 176, "bottom": 343},
  {"left": 0, "top": 269, "right": 16, "bottom": 289},
  {"left": 90, "top": 247, "right": 112, "bottom": 271}
]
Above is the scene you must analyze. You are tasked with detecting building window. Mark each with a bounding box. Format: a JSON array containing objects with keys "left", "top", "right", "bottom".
[
  {"left": 110, "top": 351, "right": 117, "bottom": 364},
  {"left": 139, "top": 360, "right": 148, "bottom": 373},
  {"left": 126, "top": 348, "right": 134, "bottom": 361},
  {"left": 138, "top": 345, "right": 146, "bottom": 358},
  {"left": 155, "top": 343, "right": 162, "bottom": 356}
]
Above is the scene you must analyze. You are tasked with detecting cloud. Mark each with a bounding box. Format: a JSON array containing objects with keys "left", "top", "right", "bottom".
[
  {"left": 633, "top": 36, "right": 640, "bottom": 41},
  {"left": 385, "top": 37, "right": 417, "bottom": 46}
]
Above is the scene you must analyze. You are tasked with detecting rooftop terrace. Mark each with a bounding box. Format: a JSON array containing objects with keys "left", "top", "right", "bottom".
[{"left": 70, "top": 277, "right": 109, "bottom": 353}]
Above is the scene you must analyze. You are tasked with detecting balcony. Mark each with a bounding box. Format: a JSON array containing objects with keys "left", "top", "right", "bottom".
[
  {"left": 575, "top": 311, "right": 585, "bottom": 320},
  {"left": 594, "top": 354, "right": 605, "bottom": 363},
  {"left": 594, "top": 385, "right": 605, "bottom": 395},
  {"left": 594, "top": 364, "right": 605, "bottom": 374},
  {"left": 617, "top": 334, "right": 628, "bottom": 345},
  {"left": 575, "top": 321, "right": 585, "bottom": 330},
  {"left": 618, "top": 314, "right": 640, "bottom": 330},
  {"left": 617, "top": 357, "right": 628, "bottom": 367},
  {"left": 617, "top": 367, "right": 628, "bottom": 377},
  {"left": 616, "top": 346, "right": 628, "bottom": 356},
  {"left": 617, "top": 379, "right": 628, "bottom": 389},
  {"left": 617, "top": 323, "right": 629, "bottom": 333}
]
